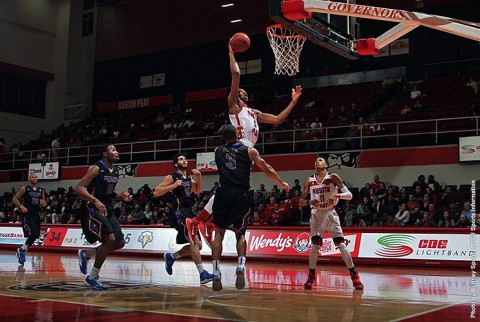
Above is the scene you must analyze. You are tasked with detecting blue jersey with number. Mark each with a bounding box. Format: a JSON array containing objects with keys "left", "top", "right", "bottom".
[
  {"left": 215, "top": 142, "right": 251, "bottom": 190},
  {"left": 86, "top": 160, "right": 119, "bottom": 207}
]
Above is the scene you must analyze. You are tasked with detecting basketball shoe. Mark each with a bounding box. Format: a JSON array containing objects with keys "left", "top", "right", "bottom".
[
  {"left": 199, "top": 222, "right": 215, "bottom": 248},
  {"left": 200, "top": 270, "right": 214, "bottom": 285},
  {"left": 212, "top": 274, "right": 223, "bottom": 291},
  {"left": 78, "top": 249, "right": 88, "bottom": 275},
  {"left": 84, "top": 276, "right": 109, "bottom": 290},
  {"left": 16, "top": 248, "right": 26, "bottom": 265},
  {"left": 304, "top": 273, "right": 315, "bottom": 290},
  {"left": 351, "top": 273, "right": 364, "bottom": 290},
  {"left": 164, "top": 252, "right": 175, "bottom": 275},
  {"left": 235, "top": 267, "right": 246, "bottom": 290},
  {"left": 186, "top": 218, "right": 200, "bottom": 243}
]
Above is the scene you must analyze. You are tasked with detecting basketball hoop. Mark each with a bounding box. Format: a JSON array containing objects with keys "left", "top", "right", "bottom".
[{"left": 266, "top": 24, "right": 306, "bottom": 76}]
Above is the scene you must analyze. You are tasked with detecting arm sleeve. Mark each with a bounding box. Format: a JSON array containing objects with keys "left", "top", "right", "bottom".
[{"left": 337, "top": 186, "right": 353, "bottom": 200}]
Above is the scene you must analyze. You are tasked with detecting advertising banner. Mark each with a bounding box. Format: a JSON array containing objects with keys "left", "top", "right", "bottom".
[
  {"left": 28, "top": 162, "right": 60, "bottom": 180},
  {"left": 196, "top": 152, "right": 217, "bottom": 172},
  {"left": 358, "top": 233, "right": 479, "bottom": 261}
]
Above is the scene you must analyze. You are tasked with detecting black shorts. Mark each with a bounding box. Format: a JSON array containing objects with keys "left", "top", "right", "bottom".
[
  {"left": 79, "top": 204, "right": 124, "bottom": 245},
  {"left": 21, "top": 212, "right": 41, "bottom": 239},
  {"left": 212, "top": 187, "right": 251, "bottom": 233},
  {"left": 173, "top": 207, "right": 195, "bottom": 245}
]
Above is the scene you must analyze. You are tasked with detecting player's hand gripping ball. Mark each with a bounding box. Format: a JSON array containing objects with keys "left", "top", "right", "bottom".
[{"left": 230, "top": 32, "right": 250, "bottom": 53}]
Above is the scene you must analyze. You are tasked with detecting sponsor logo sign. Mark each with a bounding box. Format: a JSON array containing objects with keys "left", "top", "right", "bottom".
[
  {"left": 360, "top": 233, "right": 480, "bottom": 260},
  {"left": 246, "top": 230, "right": 359, "bottom": 257}
]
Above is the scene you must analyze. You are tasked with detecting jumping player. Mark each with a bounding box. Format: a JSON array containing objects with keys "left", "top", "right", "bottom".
[
  {"left": 300, "top": 157, "right": 364, "bottom": 291},
  {"left": 75, "top": 144, "right": 131, "bottom": 290},
  {"left": 211, "top": 124, "right": 289, "bottom": 291},
  {"left": 154, "top": 153, "right": 214, "bottom": 285},
  {"left": 187, "top": 41, "right": 302, "bottom": 247},
  {"left": 12, "top": 173, "right": 46, "bottom": 265}
]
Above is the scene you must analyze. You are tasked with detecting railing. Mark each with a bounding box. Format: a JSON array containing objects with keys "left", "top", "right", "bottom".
[{"left": 1, "top": 115, "right": 478, "bottom": 169}]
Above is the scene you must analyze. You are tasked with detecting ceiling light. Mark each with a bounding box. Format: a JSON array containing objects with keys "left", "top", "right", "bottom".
[
  {"left": 221, "top": 3, "right": 234, "bottom": 8},
  {"left": 230, "top": 19, "right": 242, "bottom": 23}
]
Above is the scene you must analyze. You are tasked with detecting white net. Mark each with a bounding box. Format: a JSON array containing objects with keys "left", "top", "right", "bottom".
[{"left": 266, "top": 24, "right": 306, "bottom": 76}]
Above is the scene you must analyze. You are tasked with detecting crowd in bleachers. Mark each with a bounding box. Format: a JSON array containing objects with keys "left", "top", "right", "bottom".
[
  {"left": 2, "top": 72, "right": 478, "bottom": 168},
  {"left": 1, "top": 174, "right": 478, "bottom": 229}
]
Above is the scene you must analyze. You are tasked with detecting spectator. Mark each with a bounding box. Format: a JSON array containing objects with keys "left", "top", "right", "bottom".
[
  {"left": 256, "top": 184, "right": 268, "bottom": 201},
  {"left": 251, "top": 211, "right": 265, "bottom": 225},
  {"left": 406, "top": 194, "right": 420, "bottom": 224},
  {"left": 376, "top": 182, "right": 387, "bottom": 200},
  {"left": 143, "top": 204, "right": 153, "bottom": 221},
  {"left": 344, "top": 123, "right": 360, "bottom": 149},
  {"left": 370, "top": 175, "right": 384, "bottom": 192},
  {"left": 460, "top": 201, "right": 474, "bottom": 221},
  {"left": 130, "top": 203, "right": 143, "bottom": 222},
  {"left": 359, "top": 183, "right": 371, "bottom": 200},
  {"left": 447, "top": 202, "right": 461, "bottom": 221},
  {"left": 426, "top": 175, "right": 441, "bottom": 192},
  {"left": 415, "top": 213, "right": 435, "bottom": 228},
  {"left": 51, "top": 137, "right": 61, "bottom": 161},
  {"left": 370, "top": 195, "right": 386, "bottom": 219},
  {"left": 398, "top": 187, "right": 409, "bottom": 204},
  {"left": 394, "top": 204, "right": 410, "bottom": 226},
  {"left": 400, "top": 104, "right": 412, "bottom": 115},
  {"left": 290, "top": 179, "right": 302, "bottom": 196},
  {"left": 412, "top": 175, "right": 427, "bottom": 192},
  {"left": 268, "top": 203, "right": 284, "bottom": 226},
  {"left": 437, "top": 211, "right": 455, "bottom": 228},
  {"left": 126, "top": 214, "right": 135, "bottom": 225},
  {"left": 383, "top": 194, "right": 399, "bottom": 217},
  {"left": 343, "top": 202, "right": 358, "bottom": 227},
  {"left": 410, "top": 86, "right": 421, "bottom": 99},
  {"left": 290, "top": 190, "right": 304, "bottom": 223},
  {"left": 466, "top": 77, "right": 478, "bottom": 94},
  {"left": 412, "top": 186, "right": 430, "bottom": 204},
  {"left": 440, "top": 186, "right": 456, "bottom": 206},
  {"left": 455, "top": 214, "right": 471, "bottom": 228},
  {"left": 425, "top": 187, "right": 437, "bottom": 207}
]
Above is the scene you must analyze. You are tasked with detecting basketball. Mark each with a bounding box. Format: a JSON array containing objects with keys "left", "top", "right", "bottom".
[{"left": 230, "top": 32, "right": 250, "bottom": 53}]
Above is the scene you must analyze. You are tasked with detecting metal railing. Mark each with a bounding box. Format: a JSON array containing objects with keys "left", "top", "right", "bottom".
[{"left": 1, "top": 115, "right": 478, "bottom": 169}]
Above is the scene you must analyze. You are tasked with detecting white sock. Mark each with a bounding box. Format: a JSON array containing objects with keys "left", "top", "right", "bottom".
[
  {"left": 237, "top": 256, "right": 246, "bottom": 269},
  {"left": 213, "top": 260, "right": 221, "bottom": 275},
  {"left": 89, "top": 266, "right": 100, "bottom": 279},
  {"left": 338, "top": 243, "right": 354, "bottom": 268},
  {"left": 196, "top": 263, "right": 204, "bottom": 274},
  {"left": 309, "top": 245, "right": 320, "bottom": 270},
  {"left": 21, "top": 244, "right": 28, "bottom": 251},
  {"left": 173, "top": 251, "right": 181, "bottom": 259}
]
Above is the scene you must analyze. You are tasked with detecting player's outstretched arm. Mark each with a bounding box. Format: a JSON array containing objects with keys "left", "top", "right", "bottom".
[
  {"left": 256, "top": 85, "right": 302, "bottom": 125},
  {"left": 248, "top": 147, "right": 289, "bottom": 192},
  {"left": 228, "top": 43, "right": 241, "bottom": 115}
]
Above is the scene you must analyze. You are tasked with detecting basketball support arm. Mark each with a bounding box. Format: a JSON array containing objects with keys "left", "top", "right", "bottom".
[{"left": 282, "top": 0, "right": 480, "bottom": 55}]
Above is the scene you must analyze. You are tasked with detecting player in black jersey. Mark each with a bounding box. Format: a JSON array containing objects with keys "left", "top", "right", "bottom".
[
  {"left": 12, "top": 173, "right": 46, "bottom": 265},
  {"left": 154, "top": 153, "right": 213, "bottom": 285},
  {"left": 211, "top": 124, "right": 289, "bottom": 291},
  {"left": 74, "top": 144, "right": 131, "bottom": 290}
]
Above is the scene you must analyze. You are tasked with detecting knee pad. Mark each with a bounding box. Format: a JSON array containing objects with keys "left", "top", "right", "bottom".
[
  {"left": 333, "top": 237, "right": 345, "bottom": 246},
  {"left": 311, "top": 235, "right": 323, "bottom": 246}
]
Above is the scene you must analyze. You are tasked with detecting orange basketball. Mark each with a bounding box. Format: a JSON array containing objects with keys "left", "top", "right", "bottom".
[{"left": 230, "top": 32, "right": 250, "bottom": 53}]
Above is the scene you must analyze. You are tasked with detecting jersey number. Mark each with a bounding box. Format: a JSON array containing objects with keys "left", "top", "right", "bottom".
[{"left": 226, "top": 153, "right": 236, "bottom": 170}]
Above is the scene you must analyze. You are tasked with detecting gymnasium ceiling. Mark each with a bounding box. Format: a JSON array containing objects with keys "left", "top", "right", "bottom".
[{"left": 95, "top": 0, "right": 473, "bottom": 61}]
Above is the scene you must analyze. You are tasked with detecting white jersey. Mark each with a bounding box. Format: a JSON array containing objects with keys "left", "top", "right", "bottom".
[
  {"left": 308, "top": 173, "right": 339, "bottom": 212},
  {"left": 229, "top": 101, "right": 259, "bottom": 147},
  {"left": 308, "top": 172, "right": 343, "bottom": 238}
]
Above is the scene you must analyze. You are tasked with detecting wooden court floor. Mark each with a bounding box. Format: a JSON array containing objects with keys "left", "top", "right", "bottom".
[{"left": 0, "top": 250, "right": 477, "bottom": 321}]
